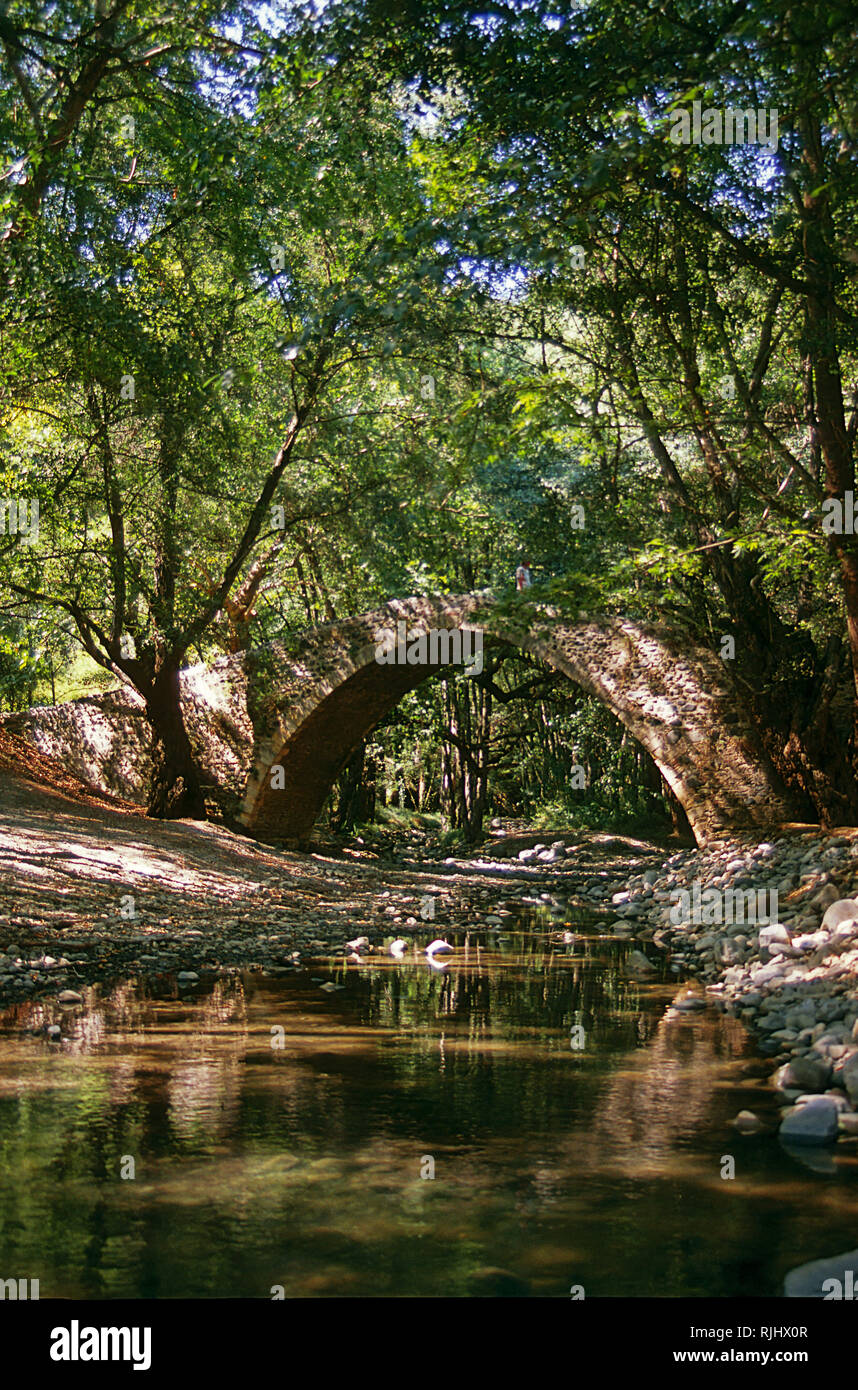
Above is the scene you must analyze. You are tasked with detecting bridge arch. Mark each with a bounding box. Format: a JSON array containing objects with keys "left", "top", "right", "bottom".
[{"left": 238, "top": 595, "right": 799, "bottom": 845}]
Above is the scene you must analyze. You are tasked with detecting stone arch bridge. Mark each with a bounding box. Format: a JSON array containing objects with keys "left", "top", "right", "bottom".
[{"left": 3, "top": 595, "right": 800, "bottom": 846}]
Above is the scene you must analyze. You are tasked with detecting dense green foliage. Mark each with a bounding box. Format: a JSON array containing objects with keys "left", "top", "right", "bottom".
[{"left": 2, "top": 0, "right": 858, "bottom": 836}]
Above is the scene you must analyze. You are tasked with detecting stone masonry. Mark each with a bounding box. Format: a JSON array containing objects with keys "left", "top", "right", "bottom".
[{"left": 1, "top": 595, "right": 803, "bottom": 845}]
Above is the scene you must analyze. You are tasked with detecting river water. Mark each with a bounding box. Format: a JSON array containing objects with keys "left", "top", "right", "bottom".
[{"left": 1, "top": 913, "right": 856, "bottom": 1298}]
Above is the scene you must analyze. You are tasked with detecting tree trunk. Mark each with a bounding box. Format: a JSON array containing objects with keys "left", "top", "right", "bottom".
[
  {"left": 332, "top": 742, "right": 374, "bottom": 832},
  {"left": 144, "top": 666, "right": 207, "bottom": 819},
  {"left": 442, "top": 675, "right": 491, "bottom": 843}
]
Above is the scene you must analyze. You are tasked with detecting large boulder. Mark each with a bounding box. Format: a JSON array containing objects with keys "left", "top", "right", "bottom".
[
  {"left": 776, "top": 1056, "right": 832, "bottom": 1093},
  {"left": 778, "top": 1096, "right": 840, "bottom": 1146}
]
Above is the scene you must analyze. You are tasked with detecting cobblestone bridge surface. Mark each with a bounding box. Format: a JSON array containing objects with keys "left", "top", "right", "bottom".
[{"left": 2, "top": 595, "right": 801, "bottom": 845}]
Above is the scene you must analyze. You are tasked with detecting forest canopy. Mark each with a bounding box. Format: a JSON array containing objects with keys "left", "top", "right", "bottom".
[{"left": 2, "top": 0, "right": 858, "bottom": 840}]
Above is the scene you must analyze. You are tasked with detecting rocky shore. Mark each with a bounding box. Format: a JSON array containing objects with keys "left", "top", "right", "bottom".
[{"left": 576, "top": 826, "right": 858, "bottom": 1149}]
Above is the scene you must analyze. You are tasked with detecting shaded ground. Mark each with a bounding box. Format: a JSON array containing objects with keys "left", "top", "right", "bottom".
[
  {"left": 0, "top": 726, "right": 137, "bottom": 812},
  {"left": 0, "top": 730, "right": 664, "bottom": 1006}
]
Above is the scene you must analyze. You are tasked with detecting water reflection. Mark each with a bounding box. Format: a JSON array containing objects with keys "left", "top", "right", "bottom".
[{"left": 0, "top": 922, "right": 856, "bottom": 1298}]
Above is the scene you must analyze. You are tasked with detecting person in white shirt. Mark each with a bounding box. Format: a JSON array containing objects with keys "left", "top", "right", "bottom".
[{"left": 515, "top": 559, "right": 533, "bottom": 591}]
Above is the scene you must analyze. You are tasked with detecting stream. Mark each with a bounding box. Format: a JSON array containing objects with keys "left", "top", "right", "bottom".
[{"left": 1, "top": 905, "right": 856, "bottom": 1298}]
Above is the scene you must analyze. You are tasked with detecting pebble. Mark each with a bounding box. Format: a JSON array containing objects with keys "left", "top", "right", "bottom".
[
  {"left": 733, "top": 1110, "right": 763, "bottom": 1133},
  {"left": 838, "top": 1053, "right": 858, "bottom": 1103},
  {"left": 672, "top": 992, "right": 707, "bottom": 1011},
  {"left": 625, "top": 948, "right": 656, "bottom": 976},
  {"left": 758, "top": 923, "right": 792, "bottom": 962}
]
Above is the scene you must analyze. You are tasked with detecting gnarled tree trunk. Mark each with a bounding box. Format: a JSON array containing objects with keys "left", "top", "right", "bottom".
[{"left": 144, "top": 665, "right": 206, "bottom": 820}]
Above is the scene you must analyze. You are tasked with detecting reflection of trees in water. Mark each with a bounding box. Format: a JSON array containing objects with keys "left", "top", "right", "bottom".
[
  {"left": 7, "top": 976, "right": 249, "bottom": 1060},
  {"left": 10, "top": 990, "right": 109, "bottom": 1053},
  {"left": 152, "top": 980, "right": 249, "bottom": 1144},
  {"left": 0, "top": 965, "right": 766, "bottom": 1298},
  {"left": 2, "top": 977, "right": 252, "bottom": 1160},
  {"left": 255, "top": 949, "right": 675, "bottom": 1151},
  {"left": 346, "top": 943, "right": 647, "bottom": 1049},
  {"left": 2, "top": 970, "right": 738, "bottom": 1178},
  {"left": 581, "top": 1010, "right": 749, "bottom": 1176},
  {"left": 198, "top": 976, "right": 249, "bottom": 1029},
  {"left": 167, "top": 1056, "right": 243, "bottom": 1143},
  {"left": 1, "top": 964, "right": 743, "bottom": 1163}
]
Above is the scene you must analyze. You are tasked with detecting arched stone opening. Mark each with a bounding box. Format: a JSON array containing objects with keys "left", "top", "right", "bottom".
[{"left": 239, "top": 596, "right": 801, "bottom": 846}]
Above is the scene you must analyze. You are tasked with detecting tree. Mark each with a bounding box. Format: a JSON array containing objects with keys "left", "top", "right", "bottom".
[
  {"left": 1, "top": 8, "right": 460, "bottom": 814},
  {"left": 317, "top": 0, "right": 858, "bottom": 823}
]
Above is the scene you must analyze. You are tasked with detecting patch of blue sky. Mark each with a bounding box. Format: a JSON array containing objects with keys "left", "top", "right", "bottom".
[{"left": 455, "top": 255, "right": 529, "bottom": 302}]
